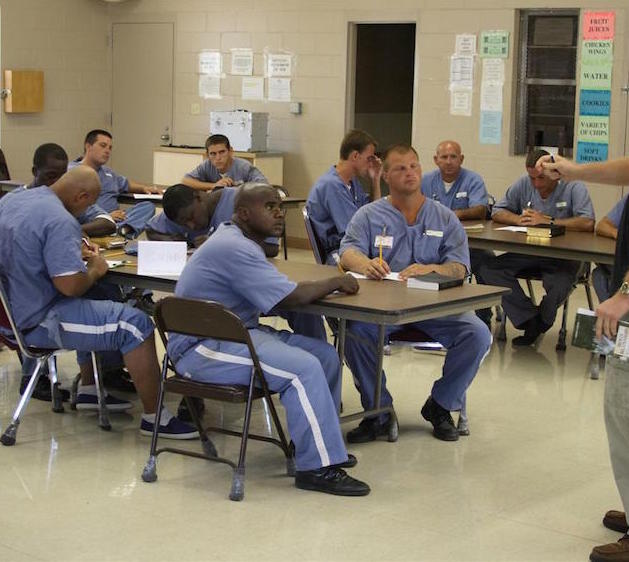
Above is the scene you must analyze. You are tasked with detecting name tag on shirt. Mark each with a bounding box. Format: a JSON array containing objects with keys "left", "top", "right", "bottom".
[
  {"left": 374, "top": 235, "right": 393, "bottom": 248},
  {"left": 425, "top": 230, "right": 443, "bottom": 238},
  {"left": 456, "top": 192, "right": 468, "bottom": 198},
  {"left": 105, "top": 172, "right": 113, "bottom": 177},
  {"left": 556, "top": 201, "right": 567, "bottom": 208}
]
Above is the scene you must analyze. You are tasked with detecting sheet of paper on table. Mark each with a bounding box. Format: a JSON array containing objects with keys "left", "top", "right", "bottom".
[{"left": 495, "top": 226, "right": 528, "bottom": 233}]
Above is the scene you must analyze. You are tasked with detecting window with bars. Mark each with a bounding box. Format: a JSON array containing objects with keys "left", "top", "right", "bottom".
[{"left": 514, "top": 9, "right": 579, "bottom": 156}]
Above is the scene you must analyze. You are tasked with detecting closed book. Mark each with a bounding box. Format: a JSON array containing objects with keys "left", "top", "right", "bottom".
[
  {"left": 572, "top": 308, "right": 615, "bottom": 354},
  {"left": 406, "top": 272, "right": 464, "bottom": 291},
  {"left": 526, "top": 224, "right": 565, "bottom": 238}
]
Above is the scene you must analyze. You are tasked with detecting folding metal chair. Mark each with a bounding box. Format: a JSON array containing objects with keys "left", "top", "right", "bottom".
[
  {"left": 0, "top": 278, "right": 110, "bottom": 445},
  {"left": 273, "top": 185, "right": 290, "bottom": 260},
  {"left": 141, "top": 296, "right": 294, "bottom": 501}
]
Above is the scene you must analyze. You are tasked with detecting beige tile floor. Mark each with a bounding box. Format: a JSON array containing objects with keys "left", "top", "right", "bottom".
[{"left": 0, "top": 249, "right": 622, "bottom": 561}]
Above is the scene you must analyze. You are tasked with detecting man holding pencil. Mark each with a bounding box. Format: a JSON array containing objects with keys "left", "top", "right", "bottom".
[{"left": 479, "top": 149, "right": 595, "bottom": 346}]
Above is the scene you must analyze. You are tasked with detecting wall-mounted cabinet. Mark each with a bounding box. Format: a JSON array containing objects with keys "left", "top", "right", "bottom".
[{"left": 3, "top": 70, "right": 44, "bottom": 113}]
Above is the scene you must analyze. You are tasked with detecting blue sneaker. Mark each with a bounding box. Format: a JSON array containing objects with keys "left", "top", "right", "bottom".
[
  {"left": 75, "top": 393, "right": 133, "bottom": 412},
  {"left": 140, "top": 417, "right": 199, "bottom": 440}
]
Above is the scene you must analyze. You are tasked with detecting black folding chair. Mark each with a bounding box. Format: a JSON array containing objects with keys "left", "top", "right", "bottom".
[{"left": 141, "top": 296, "right": 294, "bottom": 501}]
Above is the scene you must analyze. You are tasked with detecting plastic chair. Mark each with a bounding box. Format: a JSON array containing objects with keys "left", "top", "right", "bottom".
[
  {"left": 0, "top": 278, "right": 110, "bottom": 446},
  {"left": 273, "top": 185, "right": 290, "bottom": 260},
  {"left": 141, "top": 296, "right": 294, "bottom": 501}
]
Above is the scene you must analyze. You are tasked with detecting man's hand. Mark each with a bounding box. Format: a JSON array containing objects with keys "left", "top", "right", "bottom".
[
  {"left": 519, "top": 208, "right": 547, "bottom": 226},
  {"left": 81, "top": 240, "right": 100, "bottom": 259},
  {"left": 86, "top": 254, "right": 109, "bottom": 278},
  {"left": 398, "top": 263, "right": 437, "bottom": 280},
  {"left": 142, "top": 185, "right": 163, "bottom": 195},
  {"left": 192, "top": 234, "right": 208, "bottom": 247},
  {"left": 535, "top": 154, "right": 577, "bottom": 181},
  {"left": 215, "top": 176, "right": 235, "bottom": 188},
  {"left": 363, "top": 257, "right": 391, "bottom": 280},
  {"left": 337, "top": 274, "right": 359, "bottom": 295},
  {"left": 367, "top": 156, "right": 383, "bottom": 183},
  {"left": 111, "top": 209, "right": 126, "bottom": 222},
  {"left": 596, "top": 293, "right": 629, "bottom": 339}
]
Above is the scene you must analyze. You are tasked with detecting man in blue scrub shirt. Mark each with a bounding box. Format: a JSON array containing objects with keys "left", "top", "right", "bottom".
[
  {"left": 306, "top": 129, "right": 382, "bottom": 265},
  {"left": 422, "top": 140, "right": 494, "bottom": 326},
  {"left": 170, "top": 184, "right": 370, "bottom": 496},
  {"left": 181, "top": 134, "right": 267, "bottom": 191},
  {"left": 70, "top": 129, "right": 161, "bottom": 236},
  {"left": 0, "top": 166, "right": 197, "bottom": 438},
  {"left": 481, "top": 149, "right": 595, "bottom": 346},
  {"left": 339, "top": 144, "right": 492, "bottom": 442},
  {"left": 592, "top": 195, "right": 627, "bottom": 302}
]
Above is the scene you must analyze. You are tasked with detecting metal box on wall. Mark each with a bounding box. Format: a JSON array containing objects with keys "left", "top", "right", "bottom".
[{"left": 210, "top": 110, "right": 268, "bottom": 152}]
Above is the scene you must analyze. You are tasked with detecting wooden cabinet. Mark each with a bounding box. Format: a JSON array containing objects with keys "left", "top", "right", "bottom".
[
  {"left": 153, "top": 146, "right": 283, "bottom": 186},
  {"left": 3, "top": 70, "right": 44, "bottom": 113}
]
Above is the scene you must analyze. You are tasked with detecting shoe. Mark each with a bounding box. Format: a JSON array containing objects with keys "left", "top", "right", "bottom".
[
  {"left": 176, "top": 396, "right": 205, "bottom": 423},
  {"left": 140, "top": 416, "right": 199, "bottom": 440},
  {"left": 590, "top": 535, "right": 629, "bottom": 562},
  {"left": 512, "top": 315, "right": 551, "bottom": 347},
  {"left": 134, "top": 294, "right": 156, "bottom": 316},
  {"left": 20, "top": 375, "right": 70, "bottom": 402},
  {"left": 75, "top": 392, "right": 133, "bottom": 412},
  {"left": 103, "top": 367, "right": 136, "bottom": 393},
  {"left": 295, "top": 466, "right": 370, "bottom": 496},
  {"left": 333, "top": 453, "right": 358, "bottom": 469},
  {"left": 346, "top": 417, "right": 389, "bottom": 444},
  {"left": 420, "top": 396, "right": 459, "bottom": 441},
  {"left": 604, "top": 511, "right": 629, "bottom": 533}
]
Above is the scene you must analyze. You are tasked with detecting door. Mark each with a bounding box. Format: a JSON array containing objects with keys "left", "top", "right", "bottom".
[{"left": 111, "top": 22, "right": 174, "bottom": 183}]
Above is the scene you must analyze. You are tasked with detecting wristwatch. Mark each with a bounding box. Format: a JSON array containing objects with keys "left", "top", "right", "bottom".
[{"left": 620, "top": 281, "right": 629, "bottom": 296}]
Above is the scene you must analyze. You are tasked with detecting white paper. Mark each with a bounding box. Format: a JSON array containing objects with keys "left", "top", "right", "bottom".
[
  {"left": 463, "top": 223, "right": 484, "bottom": 231},
  {"left": 495, "top": 226, "right": 528, "bottom": 232},
  {"left": 199, "top": 75, "right": 221, "bottom": 99},
  {"left": 450, "top": 89, "right": 472, "bottom": 116},
  {"left": 230, "top": 49, "right": 253, "bottom": 76},
  {"left": 132, "top": 193, "right": 163, "bottom": 200},
  {"left": 137, "top": 241, "right": 187, "bottom": 276},
  {"left": 268, "top": 77, "right": 291, "bottom": 102},
  {"left": 455, "top": 34, "right": 476, "bottom": 55},
  {"left": 482, "top": 58, "right": 505, "bottom": 83},
  {"left": 449, "top": 55, "right": 474, "bottom": 89},
  {"left": 106, "top": 260, "right": 128, "bottom": 269},
  {"left": 242, "top": 76, "right": 264, "bottom": 100},
  {"left": 347, "top": 271, "right": 401, "bottom": 281},
  {"left": 267, "top": 53, "right": 292, "bottom": 77},
  {"left": 480, "top": 81, "right": 503, "bottom": 111},
  {"left": 198, "top": 51, "right": 222, "bottom": 76}
]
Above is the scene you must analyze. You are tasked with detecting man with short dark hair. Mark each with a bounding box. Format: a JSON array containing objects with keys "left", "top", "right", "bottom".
[
  {"left": 181, "top": 134, "right": 267, "bottom": 191},
  {"left": 480, "top": 149, "right": 595, "bottom": 346},
  {"left": 306, "top": 129, "right": 382, "bottom": 265}
]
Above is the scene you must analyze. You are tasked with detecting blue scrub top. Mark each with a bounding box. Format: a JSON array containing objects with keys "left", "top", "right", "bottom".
[
  {"left": 0, "top": 186, "right": 86, "bottom": 329},
  {"left": 340, "top": 197, "right": 471, "bottom": 273},
  {"left": 68, "top": 159, "right": 128, "bottom": 213},
  {"left": 185, "top": 157, "right": 267, "bottom": 185},
  {"left": 606, "top": 194, "right": 628, "bottom": 228},
  {"left": 421, "top": 168, "right": 488, "bottom": 211}
]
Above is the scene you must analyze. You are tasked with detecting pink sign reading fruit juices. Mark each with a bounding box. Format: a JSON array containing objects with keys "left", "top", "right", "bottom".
[{"left": 583, "top": 11, "right": 615, "bottom": 40}]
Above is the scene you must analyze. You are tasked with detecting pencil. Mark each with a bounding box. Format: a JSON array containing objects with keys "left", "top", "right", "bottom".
[{"left": 379, "top": 242, "right": 383, "bottom": 267}]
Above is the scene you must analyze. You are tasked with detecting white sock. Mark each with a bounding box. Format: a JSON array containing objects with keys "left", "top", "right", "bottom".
[{"left": 142, "top": 408, "right": 173, "bottom": 426}]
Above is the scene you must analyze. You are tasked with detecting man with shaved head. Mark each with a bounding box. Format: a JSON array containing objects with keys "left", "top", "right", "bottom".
[
  {"left": 422, "top": 140, "right": 494, "bottom": 326},
  {"left": 0, "top": 167, "right": 197, "bottom": 438},
  {"left": 170, "top": 182, "right": 371, "bottom": 496}
]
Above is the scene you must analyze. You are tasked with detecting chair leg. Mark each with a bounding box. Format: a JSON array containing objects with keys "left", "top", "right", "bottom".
[
  {"left": 48, "top": 355, "right": 64, "bottom": 413},
  {"left": 184, "top": 396, "right": 217, "bottom": 458},
  {"left": 526, "top": 279, "right": 536, "bottom": 306},
  {"left": 264, "top": 394, "right": 296, "bottom": 477},
  {"left": 496, "top": 313, "right": 507, "bottom": 341},
  {"left": 556, "top": 299, "right": 569, "bottom": 351},
  {"left": 584, "top": 282, "right": 594, "bottom": 310},
  {"left": 1, "top": 357, "right": 47, "bottom": 446},
  {"left": 92, "top": 353, "right": 111, "bottom": 431},
  {"left": 141, "top": 355, "right": 168, "bottom": 484},
  {"left": 70, "top": 373, "right": 81, "bottom": 410},
  {"left": 589, "top": 352, "right": 603, "bottom": 380},
  {"left": 261, "top": 397, "right": 273, "bottom": 436},
  {"left": 495, "top": 305, "right": 503, "bottom": 323}
]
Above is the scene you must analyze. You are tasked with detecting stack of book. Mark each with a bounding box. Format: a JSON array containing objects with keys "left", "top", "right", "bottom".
[
  {"left": 406, "top": 273, "right": 464, "bottom": 291},
  {"left": 526, "top": 224, "right": 565, "bottom": 238}
]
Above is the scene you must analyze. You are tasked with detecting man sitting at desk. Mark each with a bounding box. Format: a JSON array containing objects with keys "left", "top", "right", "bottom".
[
  {"left": 181, "top": 134, "right": 267, "bottom": 191},
  {"left": 169, "top": 183, "right": 370, "bottom": 496},
  {"left": 306, "top": 129, "right": 382, "bottom": 265},
  {"left": 339, "top": 144, "right": 491, "bottom": 442},
  {"left": 480, "top": 149, "right": 595, "bottom": 346},
  {"left": 70, "top": 129, "right": 161, "bottom": 236},
  {"left": 0, "top": 166, "right": 197, "bottom": 438},
  {"left": 421, "top": 139, "right": 494, "bottom": 326}
]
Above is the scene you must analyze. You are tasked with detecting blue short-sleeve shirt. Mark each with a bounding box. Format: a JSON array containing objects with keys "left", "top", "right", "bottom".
[
  {"left": 68, "top": 160, "right": 128, "bottom": 213},
  {"left": 340, "top": 197, "right": 471, "bottom": 273},
  {"left": 306, "top": 166, "right": 371, "bottom": 254},
  {"left": 77, "top": 203, "right": 115, "bottom": 226},
  {"left": 492, "top": 175, "right": 595, "bottom": 220},
  {"left": 606, "top": 194, "right": 629, "bottom": 228},
  {"left": 185, "top": 157, "right": 267, "bottom": 185},
  {"left": 421, "top": 168, "right": 488, "bottom": 211},
  {"left": 0, "top": 186, "right": 86, "bottom": 329}
]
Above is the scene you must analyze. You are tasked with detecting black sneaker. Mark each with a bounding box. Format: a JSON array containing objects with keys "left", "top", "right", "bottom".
[
  {"left": 333, "top": 453, "right": 357, "bottom": 469},
  {"left": 346, "top": 417, "right": 389, "bottom": 443},
  {"left": 20, "top": 375, "right": 70, "bottom": 402},
  {"left": 295, "top": 466, "right": 370, "bottom": 496},
  {"left": 177, "top": 397, "right": 205, "bottom": 422},
  {"left": 420, "top": 396, "right": 459, "bottom": 441},
  {"left": 103, "top": 367, "right": 136, "bottom": 393},
  {"left": 512, "top": 315, "right": 550, "bottom": 347}
]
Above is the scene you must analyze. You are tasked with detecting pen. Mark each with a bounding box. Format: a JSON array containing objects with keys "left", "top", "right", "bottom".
[{"left": 379, "top": 225, "right": 386, "bottom": 267}]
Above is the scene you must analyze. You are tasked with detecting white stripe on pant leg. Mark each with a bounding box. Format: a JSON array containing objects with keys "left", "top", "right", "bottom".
[
  {"left": 59, "top": 320, "right": 145, "bottom": 341},
  {"left": 195, "top": 345, "right": 331, "bottom": 466}
]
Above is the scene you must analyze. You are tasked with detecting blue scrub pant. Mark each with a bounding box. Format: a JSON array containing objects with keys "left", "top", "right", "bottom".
[
  {"left": 118, "top": 201, "right": 155, "bottom": 237},
  {"left": 344, "top": 312, "right": 491, "bottom": 420},
  {"left": 277, "top": 310, "right": 327, "bottom": 340},
  {"left": 23, "top": 298, "right": 154, "bottom": 361},
  {"left": 173, "top": 326, "right": 348, "bottom": 471}
]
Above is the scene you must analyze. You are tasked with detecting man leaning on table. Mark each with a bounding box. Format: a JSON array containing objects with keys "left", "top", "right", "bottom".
[
  {"left": 339, "top": 144, "right": 491, "bottom": 443},
  {"left": 539, "top": 153, "right": 629, "bottom": 562},
  {"left": 479, "top": 149, "right": 595, "bottom": 346}
]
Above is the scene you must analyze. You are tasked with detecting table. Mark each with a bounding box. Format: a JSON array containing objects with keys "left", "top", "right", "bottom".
[
  {"left": 105, "top": 258, "right": 508, "bottom": 435},
  {"left": 462, "top": 220, "right": 616, "bottom": 265}
]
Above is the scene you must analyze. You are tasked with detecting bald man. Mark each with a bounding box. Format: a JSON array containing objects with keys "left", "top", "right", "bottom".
[
  {"left": 0, "top": 167, "right": 197, "bottom": 439},
  {"left": 422, "top": 140, "right": 493, "bottom": 326},
  {"left": 170, "top": 182, "right": 371, "bottom": 496}
]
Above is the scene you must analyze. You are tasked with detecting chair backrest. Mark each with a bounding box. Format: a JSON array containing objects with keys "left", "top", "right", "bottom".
[
  {"left": 272, "top": 184, "right": 289, "bottom": 199},
  {"left": 486, "top": 194, "right": 496, "bottom": 220},
  {"left": 0, "top": 276, "right": 26, "bottom": 353},
  {"left": 302, "top": 207, "right": 325, "bottom": 265},
  {"left": 0, "top": 149, "right": 10, "bottom": 181}
]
